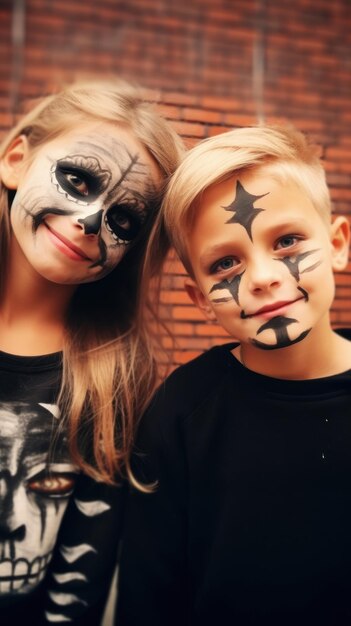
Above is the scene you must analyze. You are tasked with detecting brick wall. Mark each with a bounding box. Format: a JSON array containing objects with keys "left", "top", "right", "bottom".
[{"left": 1, "top": 0, "right": 351, "bottom": 368}]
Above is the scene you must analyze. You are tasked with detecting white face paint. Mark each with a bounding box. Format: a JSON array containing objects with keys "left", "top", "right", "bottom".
[
  {"left": 9, "top": 123, "right": 160, "bottom": 285},
  {"left": 0, "top": 403, "right": 77, "bottom": 598}
]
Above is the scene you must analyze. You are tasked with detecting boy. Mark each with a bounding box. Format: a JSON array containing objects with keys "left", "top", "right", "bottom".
[{"left": 116, "top": 126, "right": 351, "bottom": 626}]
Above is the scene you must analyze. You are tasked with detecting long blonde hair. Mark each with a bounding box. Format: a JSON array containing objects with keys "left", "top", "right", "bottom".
[{"left": 0, "top": 80, "right": 184, "bottom": 485}]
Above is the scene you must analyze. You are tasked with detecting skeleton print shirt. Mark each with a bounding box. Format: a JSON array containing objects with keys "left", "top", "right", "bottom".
[{"left": 0, "top": 350, "right": 125, "bottom": 625}]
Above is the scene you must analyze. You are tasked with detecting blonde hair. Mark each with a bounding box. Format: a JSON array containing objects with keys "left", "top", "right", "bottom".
[
  {"left": 0, "top": 79, "right": 184, "bottom": 485},
  {"left": 159, "top": 124, "right": 331, "bottom": 273}
]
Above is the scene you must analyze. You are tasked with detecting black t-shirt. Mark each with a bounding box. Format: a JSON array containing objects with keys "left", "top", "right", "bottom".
[
  {"left": 0, "top": 351, "right": 125, "bottom": 625},
  {"left": 117, "top": 329, "right": 351, "bottom": 626}
]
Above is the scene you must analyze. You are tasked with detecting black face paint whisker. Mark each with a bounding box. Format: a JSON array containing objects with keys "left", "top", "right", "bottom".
[
  {"left": 25, "top": 207, "right": 76, "bottom": 233},
  {"left": 300, "top": 260, "right": 323, "bottom": 275},
  {"left": 209, "top": 272, "right": 244, "bottom": 306},
  {"left": 211, "top": 297, "right": 233, "bottom": 304},
  {"left": 89, "top": 238, "right": 107, "bottom": 269},
  {"left": 274, "top": 248, "right": 320, "bottom": 282},
  {"left": 297, "top": 286, "right": 309, "bottom": 302}
]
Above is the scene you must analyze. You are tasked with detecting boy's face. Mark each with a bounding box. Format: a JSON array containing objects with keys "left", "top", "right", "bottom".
[{"left": 186, "top": 171, "right": 349, "bottom": 351}]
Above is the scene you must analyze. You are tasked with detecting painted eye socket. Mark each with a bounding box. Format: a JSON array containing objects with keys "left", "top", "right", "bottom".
[
  {"left": 105, "top": 205, "right": 142, "bottom": 242},
  {"left": 55, "top": 166, "right": 102, "bottom": 202},
  {"left": 276, "top": 235, "right": 299, "bottom": 250},
  {"left": 65, "top": 173, "right": 89, "bottom": 196},
  {"left": 27, "top": 473, "right": 76, "bottom": 498}
]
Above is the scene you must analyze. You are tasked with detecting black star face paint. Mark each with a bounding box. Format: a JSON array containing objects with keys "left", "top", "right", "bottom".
[
  {"left": 223, "top": 179, "right": 269, "bottom": 240},
  {"left": 186, "top": 171, "right": 338, "bottom": 362},
  {"left": 9, "top": 123, "right": 160, "bottom": 286}
]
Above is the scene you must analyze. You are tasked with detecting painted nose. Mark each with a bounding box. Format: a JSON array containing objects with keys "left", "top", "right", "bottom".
[{"left": 78, "top": 209, "right": 103, "bottom": 236}]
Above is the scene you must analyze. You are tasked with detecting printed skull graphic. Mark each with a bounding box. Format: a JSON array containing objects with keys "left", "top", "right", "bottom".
[{"left": 0, "top": 402, "right": 77, "bottom": 598}]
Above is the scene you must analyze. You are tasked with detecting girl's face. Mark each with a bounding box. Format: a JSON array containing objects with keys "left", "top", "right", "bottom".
[{"left": 3, "top": 122, "right": 161, "bottom": 285}]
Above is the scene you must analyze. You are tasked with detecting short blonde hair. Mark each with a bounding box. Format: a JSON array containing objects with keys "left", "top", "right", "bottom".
[{"left": 161, "top": 125, "right": 331, "bottom": 273}]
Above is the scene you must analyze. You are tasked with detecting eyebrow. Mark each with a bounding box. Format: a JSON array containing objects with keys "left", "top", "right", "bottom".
[
  {"left": 199, "top": 243, "right": 238, "bottom": 271},
  {"left": 74, "top": 140, "right": 121, "bottom": 160},
  {"left": 198, "top": 217, "right": 311, "bottom": 270}
]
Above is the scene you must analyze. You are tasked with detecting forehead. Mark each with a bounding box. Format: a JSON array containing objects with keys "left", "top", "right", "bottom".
[
  {"left": 32, "top": 121, "right": 161, "bottom": 189},
  {"left": 186, "top": 171, "right": 327, "bottom": 267},
  {"left": 193, "top": 171, "right": 322, "bottom": 235}
]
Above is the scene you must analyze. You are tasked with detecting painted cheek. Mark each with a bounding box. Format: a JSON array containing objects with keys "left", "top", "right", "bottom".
[
  {"left": 274, "top": 248, "right": 322, "bottom": 282},
  {"left": 208, "top": 272, "right": 244, "bottom": 306}
]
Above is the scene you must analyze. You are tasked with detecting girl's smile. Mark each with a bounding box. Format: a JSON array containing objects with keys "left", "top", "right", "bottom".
[
  {"left": 44, "top": 222, "right": 92, "bottom": 262},
  {"left": 6, "top": 122, "right": 160, "bottom": 286}
]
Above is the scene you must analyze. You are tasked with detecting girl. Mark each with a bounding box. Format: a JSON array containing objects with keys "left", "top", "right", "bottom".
[{"left": 0, "top": 79, "right": 183, "bottom": 624}]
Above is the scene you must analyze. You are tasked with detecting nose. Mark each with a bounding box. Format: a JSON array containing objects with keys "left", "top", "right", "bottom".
[
  {"left": 247, "top": 255, "right": 283, "bottom": 294},
  {"left": 77, "top": 209, "right": 103, "bottom": 236}
]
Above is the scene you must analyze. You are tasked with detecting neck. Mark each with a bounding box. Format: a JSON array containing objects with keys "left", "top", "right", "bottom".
[{"left": 0, "top": 249, "right": 76, "bottom": 356}]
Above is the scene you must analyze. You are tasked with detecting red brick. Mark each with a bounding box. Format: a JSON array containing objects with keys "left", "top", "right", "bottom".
[
  {"left": 1, "top": 0, "right": 350, "bottom": 370},
  {"left": 170, "top": 120, "right": 207, "bottom": 138}
]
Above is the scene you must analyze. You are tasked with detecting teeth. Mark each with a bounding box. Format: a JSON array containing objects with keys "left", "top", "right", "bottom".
[
  {"left": 0, "top": 560, "right": 11, "bottom": 578},
  {"left": 0, "top": 551, "right": 53, "bottom": 594},
  {"left": 38, "top": 568, "right": 46, "bottom": 582},
  {"left": 12, "top": 577, "right": 25, "bottom": 591},
  {"left": 14, "top": 558, "right": 28, "bottom": 577},
  {"left": 0, "top": 580, "right": 11, "bottom": 593},
  {"left": 13, "top": 558, "right": 28, "bottom": 589},
  {"left": 30, "top": 557, "right": 41, "bottom": 577}
]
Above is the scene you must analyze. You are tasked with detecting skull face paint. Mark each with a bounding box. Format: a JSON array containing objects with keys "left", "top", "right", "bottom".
[
  {"left": 0, "top": 402, "right": 77, "bottom": 599},
  {"left": 8, "top": 123, "right": 160, "bottom": 285},
  {"left": 186, "top": 172, "right": 337, "bottom": 355}
]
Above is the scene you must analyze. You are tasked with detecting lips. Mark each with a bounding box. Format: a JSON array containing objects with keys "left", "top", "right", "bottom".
[
  {"left": 243, "top": 297, "right": 303, "bottom": 319},
  {"left": 44, "top": 223, "right": 92, "bottom": 261}
]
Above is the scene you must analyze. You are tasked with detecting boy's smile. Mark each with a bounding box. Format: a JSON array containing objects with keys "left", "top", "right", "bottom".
[{"left": 186, "top": 169, "right": 346, "bottom": 356}]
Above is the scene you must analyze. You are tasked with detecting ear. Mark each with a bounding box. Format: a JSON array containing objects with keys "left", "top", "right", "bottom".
[
  {"left": 330, "top": 215, "right": 350, "bottom": 271},
  {"left": 184, "top": 277, "right": 217, "bottom": 322},
  {"left": 0, "top": 135, "right": 30, "bottom": 190}
]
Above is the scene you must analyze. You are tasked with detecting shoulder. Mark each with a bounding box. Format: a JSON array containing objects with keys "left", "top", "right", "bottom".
[
  {"left": 133, "top": 343, "right": 238, "bottom": 480},
  {"left": 154, "top": 342, "right": 237, "bottom": 413},
  {"left": 137, "top": 343, "right": 238, "bottom": 448}
]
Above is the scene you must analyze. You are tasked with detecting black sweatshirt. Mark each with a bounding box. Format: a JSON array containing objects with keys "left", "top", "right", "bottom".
[{"left": 117, "top": 329, "right": 351, "bottom": 626}]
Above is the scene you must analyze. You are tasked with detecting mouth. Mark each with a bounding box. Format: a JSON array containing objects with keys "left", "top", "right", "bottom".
[
  {"left": 44, "top": 222, "right": 92, "bottom": 262},
  {"left": 242, "top": 297, "right": 303, "bottom": 320}
]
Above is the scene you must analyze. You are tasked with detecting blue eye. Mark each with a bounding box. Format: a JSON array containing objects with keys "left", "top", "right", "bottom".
[
  {"left": 276, "top": 235, "right": 299, "bottom": 250},
  {"left": 212, "top": 257, "right": 238, "bottom": 273}
]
